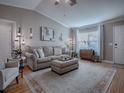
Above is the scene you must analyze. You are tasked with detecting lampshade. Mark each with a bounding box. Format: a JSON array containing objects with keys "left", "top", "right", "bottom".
[
  {"left": 22, "top": 40, "right": 25, "bottom": 45},
  {"left": 15, "top": 36, "right": 19, "bottom": 41},
  {"left": 55, "top": 0, "right": 60, "bottom": 5},
  {"left": 55, "top": 0, "right": 77, "bottom": 6},
  {"left": 30, "top": 28, "right": 33, "bottom": 39}
]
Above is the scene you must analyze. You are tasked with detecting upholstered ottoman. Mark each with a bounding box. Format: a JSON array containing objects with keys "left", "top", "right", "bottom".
[{"left": 51, "top": 58, "right": 79, "bottom": 75}]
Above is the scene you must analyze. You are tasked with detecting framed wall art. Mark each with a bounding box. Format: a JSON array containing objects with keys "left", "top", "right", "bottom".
[{"left": 40, "top": 26, "right": 55, "bottom": 41}]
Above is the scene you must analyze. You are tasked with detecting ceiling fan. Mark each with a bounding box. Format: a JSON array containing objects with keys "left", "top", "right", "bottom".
[{"left": 55, "top": 0, "right": 77, "bottom": 6}]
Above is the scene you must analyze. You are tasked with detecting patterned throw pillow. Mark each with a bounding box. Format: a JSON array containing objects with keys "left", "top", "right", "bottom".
[
  {"left": 43, "top": 47, "right": 54, "bottom": 57},
  {"left": 33, "top": 49, "right": 40, "bottom": 58},
  {"left": 54, "top": 47, "right": 62, "bottom": 55},
  {"left": 37, "top": 48, "right": 45, "bottom": 58}
]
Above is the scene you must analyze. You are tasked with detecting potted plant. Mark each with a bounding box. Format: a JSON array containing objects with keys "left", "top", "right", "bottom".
[
  {"left": 92, "top": 51, "right": 99, "bottom": 62},
  {"left": 13, "top": 49, "right": 22, "bottom": 58}
]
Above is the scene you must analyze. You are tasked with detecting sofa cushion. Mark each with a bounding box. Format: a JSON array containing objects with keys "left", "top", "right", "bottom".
[
  {"left": 37, "top": 57, "right": 51, "bottom": 63},
  {"left": 50, "top": 55, "right": 61, "bottom": 60},
  {"left": 43, "top": 47, "right": 53, "bottom": 57},
  {"left": 37, "top": 48, "right": 45, "bottom": 58},
  {"left": 33, "top": 49, "right": 40, "bottom": 58},
  {"left": 54, "top": 47, "right": 62, "bottom": 55},
  {"left": 0, "top": 62, "right": 5, "bottom": 70},
  {"left": 60, "top": 54, "right": 70, "bottom": 58}
]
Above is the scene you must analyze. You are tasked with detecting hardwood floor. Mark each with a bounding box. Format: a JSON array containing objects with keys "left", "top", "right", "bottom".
[
  {"left": 5, "top": 66, "right": 32, "bottom": 93},
  {"left": 5, "top": 61, "right": 124, "bottom": 93},
  {"left": 109, "top": 68, "right": 124, "bottom": 93}
]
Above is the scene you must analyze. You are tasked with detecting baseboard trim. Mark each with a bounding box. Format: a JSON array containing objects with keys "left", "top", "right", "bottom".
[{"left": 102, "top": 60, "right": 114, "bottom": 64}]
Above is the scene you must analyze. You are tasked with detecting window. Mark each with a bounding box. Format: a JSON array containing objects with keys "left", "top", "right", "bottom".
[{"left": 78, "top": 29, "right": 99, "bottom": 54}]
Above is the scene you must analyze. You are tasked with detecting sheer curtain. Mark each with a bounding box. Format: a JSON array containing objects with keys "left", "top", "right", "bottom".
[{"left": 99, "top": 24, "right": 104, "bottom": 60}]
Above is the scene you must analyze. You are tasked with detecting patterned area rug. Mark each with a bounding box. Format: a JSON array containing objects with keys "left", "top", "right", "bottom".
[{"left": 24, "top": 62, "right": 116, "bottom": 93}]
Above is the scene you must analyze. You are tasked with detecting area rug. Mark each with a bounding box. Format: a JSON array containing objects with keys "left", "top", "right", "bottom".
[{"left": 24, "top": 62, "right": 116, "bottom": 93}]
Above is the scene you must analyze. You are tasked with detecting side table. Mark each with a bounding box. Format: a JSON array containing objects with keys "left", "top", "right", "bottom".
[{"left": 19, "top": 59, "right": 24, "bottom": 78}]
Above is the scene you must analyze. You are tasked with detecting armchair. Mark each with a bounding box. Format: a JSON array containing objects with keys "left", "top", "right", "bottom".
[{"left": 0, "top": 61, "right": 19, "bottom": 93}]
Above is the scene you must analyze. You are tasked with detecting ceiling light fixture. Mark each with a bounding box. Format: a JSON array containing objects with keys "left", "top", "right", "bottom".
[
  {"left": 68, "top": 0, "right": 77, "bottom": 6},
  {"left": 55, "top": 0, "right": 60, "bottom": 5},
  {"left": 55, "top": 0, "right": 77, "bottom": 6}
]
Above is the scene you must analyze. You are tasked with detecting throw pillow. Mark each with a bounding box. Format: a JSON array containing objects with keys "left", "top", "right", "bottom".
[
  {"left": 43, "top": 47, "right": 54, "bottom": 57},
  {"left": 33, "top": 49, "right": 40, "bottom": 58},
  {"left": 54, "top": 47, "right": 62, "bottom": 55},
  {"left": 37, "top": 48, "right": 45, "bottom": 58}
]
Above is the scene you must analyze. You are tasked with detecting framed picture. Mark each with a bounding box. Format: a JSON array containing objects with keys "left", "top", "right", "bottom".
[
  {"left": 40, "top": 26, "right": 55, "bottom": 41},
  {"left": 59, "top": 33, "right": 63, "bottom": 41}
]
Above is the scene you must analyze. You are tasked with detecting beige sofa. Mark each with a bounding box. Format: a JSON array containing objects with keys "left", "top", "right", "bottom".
[
  {"left": 25, "top": 46, "right": 69, "bottom": 71},
  {"left": 0, "top": 61, "right": 19, "bottom": 92}
]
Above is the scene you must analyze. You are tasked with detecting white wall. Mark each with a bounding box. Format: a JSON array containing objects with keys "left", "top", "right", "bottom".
[{"left": 0, "top": 4, "right": 70, "bottom": 50}]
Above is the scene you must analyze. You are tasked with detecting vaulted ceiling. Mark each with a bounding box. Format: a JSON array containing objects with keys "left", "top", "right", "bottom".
[{"left": 0, "top": 0, "right": 124, "bottom": 28}]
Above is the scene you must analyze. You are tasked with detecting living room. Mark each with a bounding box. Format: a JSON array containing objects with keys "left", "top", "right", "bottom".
[{"left": 0, "top": 0, "right": 124, "bottom": 93}]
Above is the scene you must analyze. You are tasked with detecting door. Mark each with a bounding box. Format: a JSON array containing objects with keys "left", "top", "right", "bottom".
[
  {"left": 0, "top": 23, "right": 11, "bottom": 62},
  {"left": 114, "top": 25, "right": 124, "bottom": 64}
]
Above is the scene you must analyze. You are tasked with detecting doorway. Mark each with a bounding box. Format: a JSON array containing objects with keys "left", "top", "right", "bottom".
[
  {"left": 0, "top": 19, "right": 16, "bottom": 62},
  {"left": 114, "top": 25, "right": 124, "bottom": 64},
  {"left": 0, "top": 22, "right": 12, "bottom": 62}
]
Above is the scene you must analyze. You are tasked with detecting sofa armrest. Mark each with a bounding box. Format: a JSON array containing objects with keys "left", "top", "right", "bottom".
[
  {"left": 5, "top": 61, "right": 19, "bottom": 68},
  {"left": 25, "top": 52, "right": 36, "bottom": 60},
  {"left": 25, "top": 52, "right": 33, "bottom": 57},
  {"left": 25, "top": 52, "right": 38, "bottom": 71},
  {"left": 0, "top": 70, "right": 5, "bottom": 90}
]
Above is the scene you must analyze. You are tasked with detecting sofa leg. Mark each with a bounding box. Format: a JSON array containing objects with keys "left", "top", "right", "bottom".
[{"left": 16, "top": 76, "right": 19, "bottom": 84}]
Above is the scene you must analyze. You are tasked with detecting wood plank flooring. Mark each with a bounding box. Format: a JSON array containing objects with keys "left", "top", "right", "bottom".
[
  {"left": 5, "top": 61, "right": 124, "bottom": 93},
  {"left": 5, "top": 66, "right": 32, "bottom": 93},
  {"left": 109, "top": 69, "right": 124, "bottom": 93}
]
